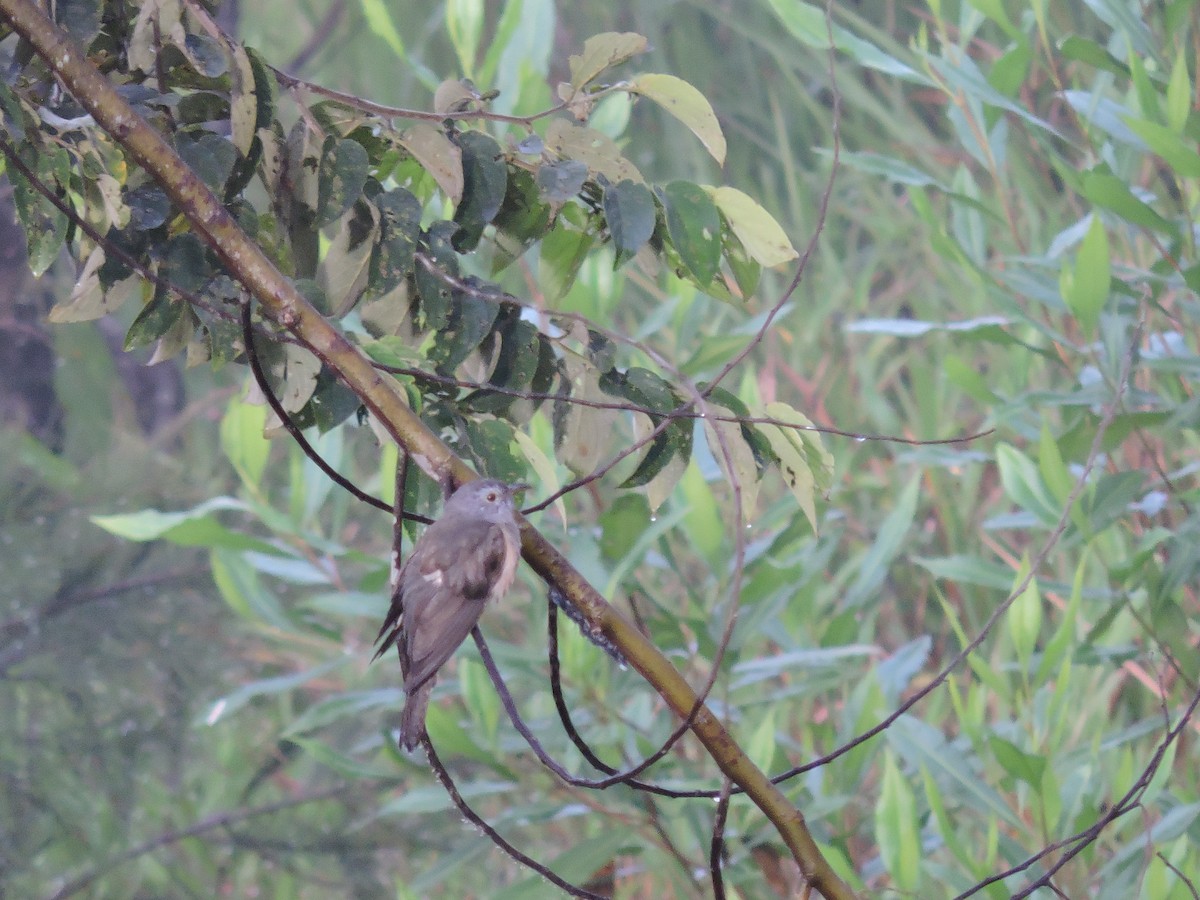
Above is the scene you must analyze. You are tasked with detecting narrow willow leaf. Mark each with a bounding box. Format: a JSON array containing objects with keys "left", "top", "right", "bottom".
[
  {"left": 876, "top": 751, "right": 922, "bottom": 892},
  {"left": 446, "top": 0, "right": 484, "bottom": 79},
  {"left": 1061, "top": 214, "right": 1108, "bottom": 336},
  {"left": 1007, "top": 555, "right": 1042, "bottom": 670}
]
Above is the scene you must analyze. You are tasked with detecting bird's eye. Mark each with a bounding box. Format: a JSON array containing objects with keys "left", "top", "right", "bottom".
[{"left": 486, "top": 492, "right": 497, "bottom": 502}]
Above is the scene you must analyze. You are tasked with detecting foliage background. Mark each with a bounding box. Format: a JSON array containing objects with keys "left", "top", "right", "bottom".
[{"left": 2, "top": 0, "right": 1199, "bottom": 898}]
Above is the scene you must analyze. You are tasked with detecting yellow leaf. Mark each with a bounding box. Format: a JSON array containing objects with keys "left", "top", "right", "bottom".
[
  {"left": 705, "top": 186, "right": 798, "bottom": 267},
  {"left": 568, "top": 32, "right": 649, "bottom": 89},
  {"left": 629, "top": 73, "right": 727, "bottom": 166},
  {"left": 398, "top": 123, "right": 463, "bottom": 203}
]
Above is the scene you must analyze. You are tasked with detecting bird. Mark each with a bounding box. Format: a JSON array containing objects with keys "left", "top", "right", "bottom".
[{"left": 374, "top": 479, "right": 526, "bottom": 750}]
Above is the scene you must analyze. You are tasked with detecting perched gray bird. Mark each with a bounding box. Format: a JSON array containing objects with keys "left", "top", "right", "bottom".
[{"left": 374, "top": 479, "right": 526, "bottom": 750}]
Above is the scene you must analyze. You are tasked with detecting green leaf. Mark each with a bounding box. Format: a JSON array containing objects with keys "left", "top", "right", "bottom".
[
  {"left": 539, "top": 222, "right": 594, "bottom": 304},
  {"left": 1061, "top": 214, "right": 1109, "bottom": 336},
  {"left": 660, "top": 180, "right": 721, "bottom": 286},
  {"left": 845, "top": 474, "right": 919, "bottom": 608},
  {"left": 176, "top": 131, "right": 238, "bottom": 194},
  {"left": 452, "top": 130, "right": 507, "bottom": 251},
  {"left": 876, "top": 751, "right": 922, "bottom": 891},
  {"left": 51, "top": 248, "right": 138, "bottom": 323},
  {"left": 765, "top": 0, "right": 923, "bottom": 80},
  {"left": 996, "top": 443, "right": 1060, "bottom": 528},
  {"left": 9, "top": 144, "right": 68, "bottom": 276},
  {"left": 317, "top": 138, "right": 369, "bottom": 227},
  {"left": 1166, "top": 50, "right": 1191, "bottom": 134},
  {"left": 446, "top": 0, "right": 484, "bottom": 78},
  {"left": 124, "top": 289, "right": 186, "bottom": 351},
  {"left": 428, "top": 293, "right": 500, "bottom": 375},
  {"left": 220, "top": 395, "right": 270, "bottom": 486},
  {"left": 91, "top": 498, "right": 276, "bottom": 553},
  {"left": 536, "top": 159, "right": 589, "bottom": 202},
  {"left": 703, "top": 403, "right": 761, "bottom": 523},
  {"left": 360, "top": 0, "right": 438, "bottom": 89},
  {"left": 627, "top": 73, "right": 726, "bottom": 165},
  {"left": 705, "top": 185, "right": 798, "bottom": 268},
  {"left": 471, "top": 314, "right": 541, "bottom": 411},
  {"left": 1007, "top": 556, "right": 1042, "bottom": 670},
  {"left": 398, "top": 123, "right": 464, "bottom": 203},
  {"left": 319, "top": 199, "right": 379, "bottom": 316},
  {"left": 201, "top": 658, "right": 347, "bottom": 724},
  {"left": 414, "top": 221, "right": 460, "bottom": 330},
  {"left": 492, "top": 167, "right": 552, "bottom": 271},
  {"left": 1081, "top": 171, "right": 1176, "bottom": 237},
  {"left": 989, "top": 736, "right": 1046, "bottom": 788},
  {"left": 1123, "top": 116, "right": 1200, "bottom": 177},
  {"left": 745, "top": 707, "right": 777, "bottom": 774},
  {"left": 512, "top": 429, "right": 565, "bottom": 524},
  {"left": 837, "top": 150, "right": 942, "bottom": 187},
  {"left": 567, "top": 32, "right": 649, "bottom": 89},
  {"left": 368, "top": 187, "right": 422, "bottom": 298},
  {"left": 602, "top": 179, "right": 656, "bottom": 267},
  {"left": 758, "top": 401, "right": 834, "bottom": 533}
]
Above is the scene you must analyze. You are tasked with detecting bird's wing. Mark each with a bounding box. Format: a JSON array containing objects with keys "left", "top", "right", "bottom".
[{"left": 400, "top": 522, "right": 510, "bottom": 691}]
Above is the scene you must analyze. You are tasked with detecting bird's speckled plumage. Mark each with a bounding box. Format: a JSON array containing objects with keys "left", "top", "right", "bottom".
[{"left": 374, "top": 479, "right": 524, "bottom": 749}]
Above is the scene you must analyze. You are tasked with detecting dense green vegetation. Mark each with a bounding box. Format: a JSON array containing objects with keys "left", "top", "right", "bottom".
[{"left": 2, "top": 0, "right": 1198, "bottom": 897}]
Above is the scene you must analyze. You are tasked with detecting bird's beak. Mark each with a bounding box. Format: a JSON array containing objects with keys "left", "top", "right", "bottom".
[{"left": 508, "top": 482, "right": 532, "bottom": 496}]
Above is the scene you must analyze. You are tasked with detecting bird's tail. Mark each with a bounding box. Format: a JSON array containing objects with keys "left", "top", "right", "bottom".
[{"left": 398, "top": 679, "right": 433, "bottom": 750}]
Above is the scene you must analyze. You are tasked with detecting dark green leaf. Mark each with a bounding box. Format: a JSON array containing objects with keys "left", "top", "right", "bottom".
[
  {"left": 660, "top": 180, "right": 721, "bottom": 286},
  {"left": 537, "top": 159, "right": 588, "bottom": 202},
  {"left": 124, "top": 287, "right": 185, "bottom": 351},
  {"left": 464, "top": 313, "right": 539, "bottom": 413},
  {"left": 10, "top": 143, "right": 69, "bottom": 276},
  {"left": 56, "top": 0, "right": 102, "bottom": 45},
  {"left": 460, "top": 417, "right": 525, "bottom": 483},
  {"left": 176, "top": 132, "right": 238, "bottom": 193},
  {"left": 317, "top": 137, "right": 369, "bottom": 227},
  {"left": 182, "top": 34, "right": 228, "bottom": 78},
  {"left": 287, "top": 369, "right": 361, "bottom": 433},
  {"left": 1082, "top": 171, "right": 1176, "bottom": 237},
  {"left": 428, "top": 292, "right": 500, "bottom": 375},
  {"left": 492, "top": 168, "right": 552, "bottom": 272},
  {"left": 126, "top": 184, "right": 172, "bottom": 231},
  {"left": 602, "top": 179, "right": 656, "bottom": 267},
  {"left": 539, "top": 223, "right": 593, "bottom": 303},
  {"left": 367, "top": 187, "right": 421, "bottom": 298},
  {"left": 159, "top": 233, "right": 212, "bottom": 293},
  {"left": 452, "top": 131, "right": 507, "bottom": 251},
  {"left": 414, "top": 221, "right": 461, "bottom": 330},
  {"left": 990, "top": 737, "right": 1046, "bottom": 788},
  {"left": 599, "top": 492, "right": 651, "bottom": 561},
  {"left": 176, "top": 91, "right": 230, "bottom": 126},
  {"left": 723, "top": 227, "right": 761, "bottom": 300}
]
